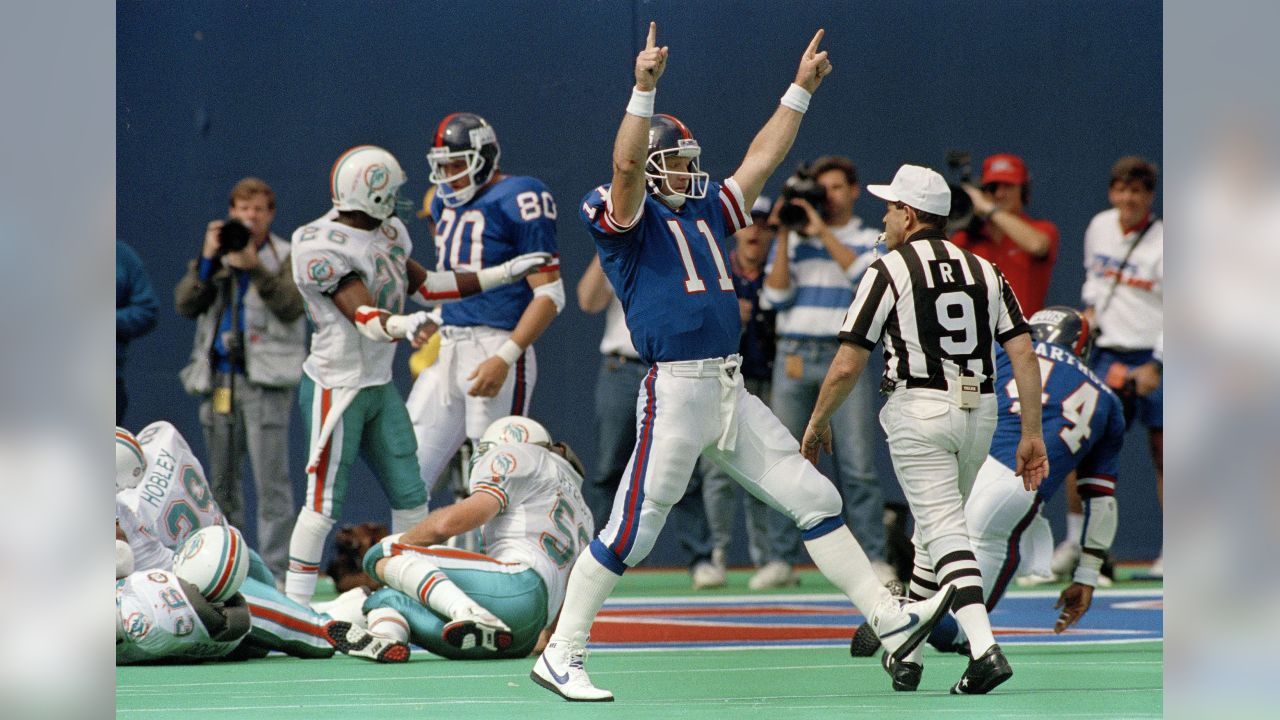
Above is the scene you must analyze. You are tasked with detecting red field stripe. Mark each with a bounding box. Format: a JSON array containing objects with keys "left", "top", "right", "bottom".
[
  {"left": 591, "top": 621, "right": 851, "bottom": 643},
  {"left": 599, "top": 606, "right": 852, "bottom": 617}
]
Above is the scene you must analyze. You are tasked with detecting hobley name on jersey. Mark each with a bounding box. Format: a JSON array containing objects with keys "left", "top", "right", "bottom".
[{"left": 136, "top": 448, "right": 178, "bottom": 509}]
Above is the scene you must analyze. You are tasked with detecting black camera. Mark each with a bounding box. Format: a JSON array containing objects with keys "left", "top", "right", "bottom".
[
  {"left": 217, "top": 218, "right": 251, "bottom": 254},
  {"left": 944, "top": 150, "right": 976, "bottom": 234},
  {"left": 778, "top": 164, "right": 829, "bottom": 232}
]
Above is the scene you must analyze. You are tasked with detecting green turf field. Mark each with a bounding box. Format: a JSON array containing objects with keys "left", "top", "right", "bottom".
[{"left": 117, "top": 568, "right": 1163, "bottom": 719}]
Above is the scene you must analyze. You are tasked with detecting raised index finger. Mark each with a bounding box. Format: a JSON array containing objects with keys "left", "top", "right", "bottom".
[
  {"left": 805, "top": 28, "right": 825, "bottom": 57},
  {"left": 646, "top": 21, "right": 657, "bottom": 50}
]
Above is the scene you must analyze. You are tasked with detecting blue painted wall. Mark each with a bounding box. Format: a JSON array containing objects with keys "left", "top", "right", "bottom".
[{"left": 118, "top": 1, "right": 1162, "bottom": 565}]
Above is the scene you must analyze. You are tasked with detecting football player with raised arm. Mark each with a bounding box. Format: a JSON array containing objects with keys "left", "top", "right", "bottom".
[
  {"left": 357, "top": 416, "right": 594, "bottom": 660},
  {"left": 283, "top": 145, "right": 551, "bottom": 605},
  {"left": 529, "top": 24, "right": 955, "bottom": 702}
]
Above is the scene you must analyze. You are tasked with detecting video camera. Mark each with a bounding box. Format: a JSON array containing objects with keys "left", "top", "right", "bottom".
[
  {"left": 777, "top": 163, "right": 829, "bottom": 232},
  {"left": 217, "top": 218, "right": 252, "bottom": 254}
]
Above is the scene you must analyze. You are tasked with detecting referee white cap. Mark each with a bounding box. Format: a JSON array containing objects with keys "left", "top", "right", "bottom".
[{"left": 867, "top": 164, "right": 951, "bottom": 216}]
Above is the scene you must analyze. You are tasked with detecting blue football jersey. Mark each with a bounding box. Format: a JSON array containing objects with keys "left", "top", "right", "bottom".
[
  {"left": 990, "top": 342, "right": 1127, "bottom": 500},
  {"left": 430, "top": 175, "right": 559, "bottom": 329},
  {"left": 580, "top": 179, "right": 753, "bottom": 363}
]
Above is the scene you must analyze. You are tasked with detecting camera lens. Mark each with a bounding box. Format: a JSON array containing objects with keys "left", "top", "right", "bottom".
[{"left": 218, "top": 218, "right": 251, "bottom": 253}]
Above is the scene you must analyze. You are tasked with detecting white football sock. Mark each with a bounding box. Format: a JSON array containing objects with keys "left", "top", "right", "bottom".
[
  {"left": 955, "top": 604, "right": 996, "bottom": 658},
  {"left": 550, "top": 549, "right": 621, "bottom": 643},
  {"left": 1065, "top": 512, "right": 1084, "bottom": 546},
  {"left": 803, "top": 524, "right": 889, "bottom": 615},
  {"left": 382, "top": 555, "right": 476, "bottom": 620},
  {"left": 285, "top": 507, "right": 335, "bottom": 604},
  {"left": 367, "top": 607, "right": 411, "bottom": 643}
]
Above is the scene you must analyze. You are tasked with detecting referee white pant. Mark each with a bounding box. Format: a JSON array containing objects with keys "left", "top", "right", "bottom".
[{"left": 880, "top": 388, "right": 996, "bottom": 610}]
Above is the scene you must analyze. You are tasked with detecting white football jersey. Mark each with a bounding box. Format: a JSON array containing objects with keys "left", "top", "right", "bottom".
[
  {"left": 468, "top": 443, "right": 594, "bottom": 624},
  {"left": 116, "top": 421, "right": 225, "bottom": 572},
  {"left": 115, "top": 569, "right": 244, "bottom": 664},
  {"left": 293, "top": 211, "right": 414, "bottom": 389}
]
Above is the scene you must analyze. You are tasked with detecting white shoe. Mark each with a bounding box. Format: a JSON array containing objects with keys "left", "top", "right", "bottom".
[
  {"left": 748, "top": 560, "right": 798, "bottom": 590},
  {"left": 530, "top": 633, "right": 613, "bottom": 702},
  {"left": 1050, "top": 541, "right": 1081, "bottom": 577},
  {"left": 869, "top": 585, "right": 958, "bottom": 663},
  {"left": 325, "top": 621, "right": 409, "bottom": 663},
  {"left": 1014, "top": 572, "right": 1058, "bottom": 588},
  {"left": 692, "top": 560, "right": 727, "bottom": 589},
  {"left": 312, "top": 587, "right": 370, "bottom": 627},
  {"left": 872, "top": 560, "right": 898, "bottom": 585},
  {"left": 443, "top": 604, "right": 513, "bottom": 652},
  {"left": 1149, "top": 553, "right": 1163, "bottom": 578}
]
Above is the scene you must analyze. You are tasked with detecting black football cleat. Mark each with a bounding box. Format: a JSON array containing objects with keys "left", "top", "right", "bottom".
[
  {"left": 950, "top": 643, "right": 1012, "bottom": 694},
  {"left": 850, "top": 623, "right": 882, "bottom": 657},
  {"left": 881, "top": 650, "right": 922, "bottom": 691},
  {"left": 849, "top": 579, "right": 905, "bottom": 657}
]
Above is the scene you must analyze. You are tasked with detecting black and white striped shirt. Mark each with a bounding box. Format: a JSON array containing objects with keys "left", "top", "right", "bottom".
[{"left": 837, "top": 228, "right": 1029, "bottom": 393}]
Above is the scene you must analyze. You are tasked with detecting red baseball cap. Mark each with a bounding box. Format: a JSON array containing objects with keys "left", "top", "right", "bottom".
[{"left": 981, "top": 153, "right": 1028, "bottom": 185}]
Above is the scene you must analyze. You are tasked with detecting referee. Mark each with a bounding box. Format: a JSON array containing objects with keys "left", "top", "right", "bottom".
[{"left": 801, "top": 164, "right": 1049, "bottom": 695}]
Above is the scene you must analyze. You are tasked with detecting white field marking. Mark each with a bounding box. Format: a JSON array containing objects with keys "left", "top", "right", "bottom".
[
  {"left": 118, "top": 686, "right": 1163, "bottom": 715},
  {"left": 117, "top": 656, "right": 1163, "bottom": 693},
  {"left": 603, "top": 587, "right": 1162, "bottom": 605},
  {"left": 591, "top": 637, "right": 1165, "bottom": 653}
]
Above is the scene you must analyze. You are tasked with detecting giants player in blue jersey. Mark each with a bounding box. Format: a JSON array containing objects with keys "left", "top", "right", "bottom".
[
  {"left": 407, "top": 113, "right": 564, "bottom": 495},
  {"left": 850, "top": 306, "right": 1126, "bottom": 656},
  {"left": 529, "top": 23, "right": 956, "bottom": 702}
]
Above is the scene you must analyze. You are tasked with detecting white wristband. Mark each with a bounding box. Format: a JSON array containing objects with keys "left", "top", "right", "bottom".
[
  {"left": 494, "top": 339, "right": 523, "bottom": 366},
  {"left": 780, "top": 83, "right": 811, "bottom": 114},
  {"left": 627, "top": 87, "right": 655, "bottom": 117}
]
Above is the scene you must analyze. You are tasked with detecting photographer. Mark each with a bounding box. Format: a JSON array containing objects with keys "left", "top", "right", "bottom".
[
  {"left": 950, "top": 153, "right": 1060, "bottom": 314},
  {"left": 759, "top": 156, "right": 895, "bottom": 589},
  {"left": 175, "top": 177, "right": 305, "bottom": 582}
]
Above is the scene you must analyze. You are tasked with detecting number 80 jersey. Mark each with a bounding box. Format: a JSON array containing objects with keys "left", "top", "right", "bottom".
[
  {"left": 292, "top": 211, "right": 414, "bottom": 389},
  {"left": 990, "top": 343, "right": 1127, "bottom": 501},
  {"left": 430, "top": 175, "right": 559, "bottom": 331}
]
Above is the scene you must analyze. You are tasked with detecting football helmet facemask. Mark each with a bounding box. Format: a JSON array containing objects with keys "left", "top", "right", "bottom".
[
  {"left": 645, "top": 114, "right": 709, "bottom": 208},
  {"left": 330, "top": 145, "right": 411, "bottom": 220},
  {"left": 427, "top": 113, "right": 501, "bottom": 208},
  {"left": 1028, "top": 305, "right": 1094, "bottom": 360}
]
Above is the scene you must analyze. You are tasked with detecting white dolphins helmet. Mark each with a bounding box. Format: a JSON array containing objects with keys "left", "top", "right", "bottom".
[
  {"left": 330, "top": 144, "right": 410, "bottom": 220},
  {"left": 172, "top": 525, "right": 249, "bottom": 603},
  {"left": 475, "top": 416, "right": 552, "bottom": 457},
  {"left": 115, "top": 427, "right": 146, "bottom": 492}
]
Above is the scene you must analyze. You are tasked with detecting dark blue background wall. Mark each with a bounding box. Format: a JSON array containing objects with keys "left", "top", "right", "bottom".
[{"left": 117, "top": 1, "right": 1162, "bottom": 565}]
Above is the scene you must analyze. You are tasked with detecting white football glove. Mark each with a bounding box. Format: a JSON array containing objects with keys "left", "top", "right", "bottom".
[{"left": 477, "top": 252, "right": 553, "bottom": 290}]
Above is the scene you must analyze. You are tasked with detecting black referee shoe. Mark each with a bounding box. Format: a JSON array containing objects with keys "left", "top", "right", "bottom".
[
  {"left": 881, "top": 650, "right": 923, "bottom": 691},
  {"left": 950, "top": 644, "right": 1012, "bottom": 694}
]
